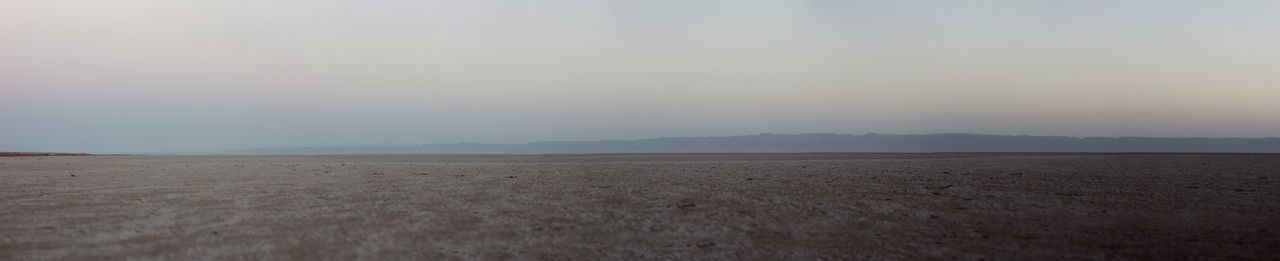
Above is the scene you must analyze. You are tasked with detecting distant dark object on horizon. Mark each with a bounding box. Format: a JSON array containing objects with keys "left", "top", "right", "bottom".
[
  {"left": 0, "top": 152, "right": 94, "bottom": 157},
  {"left": 228, "top": 133, "right": 1280, "bottom": 154}
]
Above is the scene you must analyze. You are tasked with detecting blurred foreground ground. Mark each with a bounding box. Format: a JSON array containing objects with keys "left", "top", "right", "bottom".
[{"left": 2, "top": 153, "right": 1277, "bottom": 259}]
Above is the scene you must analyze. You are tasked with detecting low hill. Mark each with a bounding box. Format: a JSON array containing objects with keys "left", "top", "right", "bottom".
[
  {"left": 0, "top": 152, "right": 93, "bottom": 157},
  {"left": 227, "top": 133, "right": 1280, "bottom": 154}
]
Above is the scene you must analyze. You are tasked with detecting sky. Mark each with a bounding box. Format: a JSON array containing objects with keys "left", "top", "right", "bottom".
[{"left": 2, "top": 1, "right": 1278, "bottom": 153}]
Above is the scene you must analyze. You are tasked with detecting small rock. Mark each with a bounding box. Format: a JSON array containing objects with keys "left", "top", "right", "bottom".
[{"left": 672, "top": 202, "right": 697, "bottom": 209}]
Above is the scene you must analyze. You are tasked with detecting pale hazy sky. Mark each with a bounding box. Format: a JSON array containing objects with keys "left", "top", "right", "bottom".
[{"left": 2, "top": 1, "right": 1278, "bottom": 153}]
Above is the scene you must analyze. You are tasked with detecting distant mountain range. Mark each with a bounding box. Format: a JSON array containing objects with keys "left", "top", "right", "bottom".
[{"left": 225, "top": 133, "right": 1280, "bottom": 154}]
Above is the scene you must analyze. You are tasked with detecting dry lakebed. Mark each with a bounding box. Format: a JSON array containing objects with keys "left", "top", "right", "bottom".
[{"left": 2, "top": 153, "right": 1277, "bottom": 259}]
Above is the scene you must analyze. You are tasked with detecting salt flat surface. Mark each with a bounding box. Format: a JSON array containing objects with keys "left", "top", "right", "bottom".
[{"left": 2, "top": 153, "right": 1277, "bottom": 259}]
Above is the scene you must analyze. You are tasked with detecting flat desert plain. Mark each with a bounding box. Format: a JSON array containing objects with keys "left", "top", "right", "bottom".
[{"left": 2, "top": 153, "right": 1277, "bottom": 260}]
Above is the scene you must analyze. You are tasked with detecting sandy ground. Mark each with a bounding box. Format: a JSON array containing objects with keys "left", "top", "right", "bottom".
[{"left": 1, "top": 153, "right": 1277, "bottom": 260}]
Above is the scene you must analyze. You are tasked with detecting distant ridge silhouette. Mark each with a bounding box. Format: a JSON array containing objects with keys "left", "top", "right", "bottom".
[{"left": 226, "top": 133, "right": 1280, "bottom": 154}]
